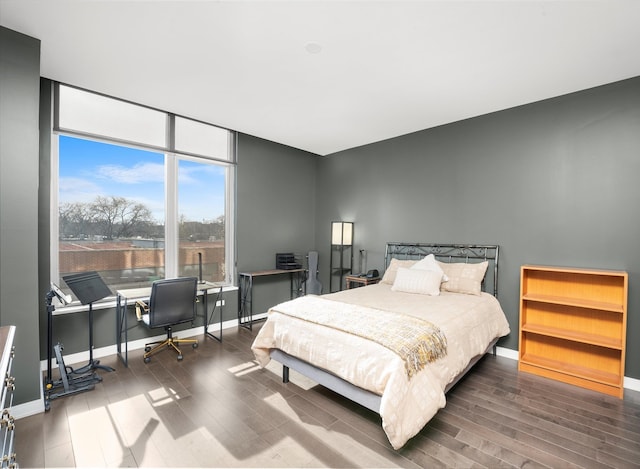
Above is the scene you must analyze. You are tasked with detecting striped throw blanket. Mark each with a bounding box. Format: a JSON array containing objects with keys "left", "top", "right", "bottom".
[{"left": 269, "top": 295, "right": 447, "bottom": 378}]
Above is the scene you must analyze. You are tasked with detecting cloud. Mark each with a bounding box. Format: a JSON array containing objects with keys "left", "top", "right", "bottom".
[
  {"left": 178, "top": 163, "right": 224, "bottom": 185},
  {"left": 59, "top": 177, "right": 101, "bottom": 193},
  {"left": 96, "top": 162, "right": 165, "bottom": 184},
  {"left": 59, "top": 177, "right": 103, "bottom": 203}
]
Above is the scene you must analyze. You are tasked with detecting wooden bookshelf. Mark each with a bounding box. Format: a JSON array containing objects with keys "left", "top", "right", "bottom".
[{"left": 519, "top": 265, "right": 628, "bottom": 398}]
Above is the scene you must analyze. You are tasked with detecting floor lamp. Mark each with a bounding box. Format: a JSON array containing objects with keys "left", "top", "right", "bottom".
[{"left": 330, "top": 221, "right": 353, "bottom": 292}]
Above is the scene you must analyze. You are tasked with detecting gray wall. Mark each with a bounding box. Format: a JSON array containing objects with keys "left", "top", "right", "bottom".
[
  {"left": 315, "top": 76, "right": 640, "bottom": 379},
  {"left": 236, "top": 134, "right": 318, "bottom": 313},
  {"left": 4, "top": 23, "right": 640, "bottom": 406},
  {"left": 0, "top": 27, "right": 42, "bottom": 404}
]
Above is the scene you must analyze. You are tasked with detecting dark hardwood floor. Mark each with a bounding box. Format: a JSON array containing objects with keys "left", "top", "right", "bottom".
[{"left": 16, "top": 324, "right": 640, "bottom": 468}]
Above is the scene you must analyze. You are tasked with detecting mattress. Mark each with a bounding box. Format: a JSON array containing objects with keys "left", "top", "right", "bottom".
[{"left": 251, "top": 283, "right": 510, "bottom": 449}]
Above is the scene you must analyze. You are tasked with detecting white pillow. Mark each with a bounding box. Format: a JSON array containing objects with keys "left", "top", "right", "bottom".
[
  {"left": 410, "top": 254, "right": 449, "bottom": 281},
  {"left": 381, "top": 258, "right": 417, "bottom": 284},
  {"left": 391, "top": 267, "right": 442, "bottom": 296},
  {"left": 437, "top": 260, "right": 488, "bottom": 296}
]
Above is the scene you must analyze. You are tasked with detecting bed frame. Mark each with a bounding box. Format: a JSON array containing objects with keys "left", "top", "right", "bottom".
[
  {"left": 384, "top": 242, "right": 499, "bottom": 297},
  {"left": 270, "top": 242, "right": 501, "bottom": 414}
]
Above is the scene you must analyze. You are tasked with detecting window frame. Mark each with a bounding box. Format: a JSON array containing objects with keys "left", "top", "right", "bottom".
[{"left": 50, "top": 83, "right": 236, "bottom": 301}]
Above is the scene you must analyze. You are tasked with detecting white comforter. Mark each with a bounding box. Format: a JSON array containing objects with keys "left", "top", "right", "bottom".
[{"left": 251, "top": 283, "right": 510, "bottom": 449}]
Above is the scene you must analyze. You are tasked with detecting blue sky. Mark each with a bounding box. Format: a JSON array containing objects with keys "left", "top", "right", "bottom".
[{"left": 59, "top": 135, "right": 225, "bottom": 222}]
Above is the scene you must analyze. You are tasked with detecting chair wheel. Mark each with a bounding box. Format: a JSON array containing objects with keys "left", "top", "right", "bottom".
[
  {"left": 177, "top": 354, "right": 183, "bottom": 361},
  {"left": 144, "top": 346, "right": 151, "bottom": 352},
  {"left": 192, "top": 343, "right": 198, "bottom": 349},
  {"left": 144, "top": 356, "right": 151, "bottom": 363}
]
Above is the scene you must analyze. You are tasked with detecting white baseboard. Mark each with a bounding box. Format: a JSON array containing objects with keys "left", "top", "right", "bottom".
[
  {"left": 12, "top": 393, "right": 45, "bottom": 419},
  {"left": 624, "top": 376, "right": 640, "bottom": 392},
  {"left": 13, "top": 339, "right": 640, "bottom": 420},
  {"left": 496, "top": 346, "right": 519, "bottom": 361}
]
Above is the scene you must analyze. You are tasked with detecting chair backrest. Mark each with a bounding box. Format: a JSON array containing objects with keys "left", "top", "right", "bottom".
[{"left": 147, "top": 277, "right": 198, "bottom": 328}]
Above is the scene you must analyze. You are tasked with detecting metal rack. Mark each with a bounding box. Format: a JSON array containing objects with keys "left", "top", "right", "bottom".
[{"left": 0, "top": 326, "right": 16, "bottom": 468}]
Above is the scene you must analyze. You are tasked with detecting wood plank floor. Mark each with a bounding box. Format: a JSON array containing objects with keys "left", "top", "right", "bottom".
[{"left": 16, "top": 324, "right": 640, "bottom": 468}]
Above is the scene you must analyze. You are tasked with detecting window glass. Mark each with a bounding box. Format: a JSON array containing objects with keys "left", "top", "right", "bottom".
[
  {"left": 58, "top": 136, "right": 165, "bottom": 292},
  {"left": 53, "top": 83, "right": 235, "bottom": 299},
  {"left": 177, "top": 158, "right": 226, "bottom": 282},
  {"left": 174, "top": 116, "right": 232, "bottom": 161},
  {"left": 58, "top": 85, "right": 166, "bottom": 148}
]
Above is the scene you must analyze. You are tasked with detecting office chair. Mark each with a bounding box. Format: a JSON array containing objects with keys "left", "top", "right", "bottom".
[{"left": 138, "top": 277, "right": 199, "bottom": 363}]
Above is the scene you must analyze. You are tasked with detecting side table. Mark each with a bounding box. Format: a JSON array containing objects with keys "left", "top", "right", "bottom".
[{"left": 345, "top": 275, "right": 381, "bottom": 289}]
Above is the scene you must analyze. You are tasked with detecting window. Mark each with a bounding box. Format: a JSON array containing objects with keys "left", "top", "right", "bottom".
[
  {"left": 177, "top": 158, "right": 227, "bottom": 282},
  {"left": 52, "top": 84, "right": 235, "bottom": 298}
]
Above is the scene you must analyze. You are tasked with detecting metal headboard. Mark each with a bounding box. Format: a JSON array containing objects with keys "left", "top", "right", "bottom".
[{"left": 384, "top": 242, "right": 500, "bottom": 297}]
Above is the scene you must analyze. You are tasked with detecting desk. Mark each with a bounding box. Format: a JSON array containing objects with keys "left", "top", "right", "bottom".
[
  {"left": 116, "top": 281, "right": 225, "bottom": 367},
  {"left": 238, "top": 268, "right": 306, "bottom": 330}
]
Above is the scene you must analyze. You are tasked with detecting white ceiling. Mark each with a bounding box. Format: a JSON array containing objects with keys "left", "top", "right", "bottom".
[{"left": 2, "top": 1, "right": 640, "bottom": 156}]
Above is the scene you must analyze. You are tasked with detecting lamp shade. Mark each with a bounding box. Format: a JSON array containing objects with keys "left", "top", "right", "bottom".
[{"left": 331, "top": 221, "right": 353, "bottom": 246}]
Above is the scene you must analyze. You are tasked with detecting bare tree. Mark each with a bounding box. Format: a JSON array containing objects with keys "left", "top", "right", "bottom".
[
  {"left": 59, "top": 202, "right": 93, "bottom": 238},
  {"left": 59, "top": 196, "right": 226, "bottom": 241},
  {"left": 179, "top": 214, "right": 224, "bottom": 241},
  {"left": 90, "top": 196, "right": 154, "bottom": 239},
  {"left": 211, "top": 214, "right": 225, "bottom": 240},
  {"left": 59, "top": 196, "right": 156, "bottom": 240}
]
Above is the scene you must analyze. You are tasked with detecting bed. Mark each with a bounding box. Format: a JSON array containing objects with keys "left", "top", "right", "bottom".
[{"left": 251, "top": 242, "right": 510, "bottom": 449}]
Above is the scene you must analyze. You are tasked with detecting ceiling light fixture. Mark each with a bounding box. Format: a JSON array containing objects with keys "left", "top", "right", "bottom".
[{"left": 304, "top": 42, "right": 323, "bottom": 54}]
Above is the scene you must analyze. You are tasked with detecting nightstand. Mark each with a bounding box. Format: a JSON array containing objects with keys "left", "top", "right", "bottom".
[{"left": 345, "top": 275, "right": 381, "bottom": 289}]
